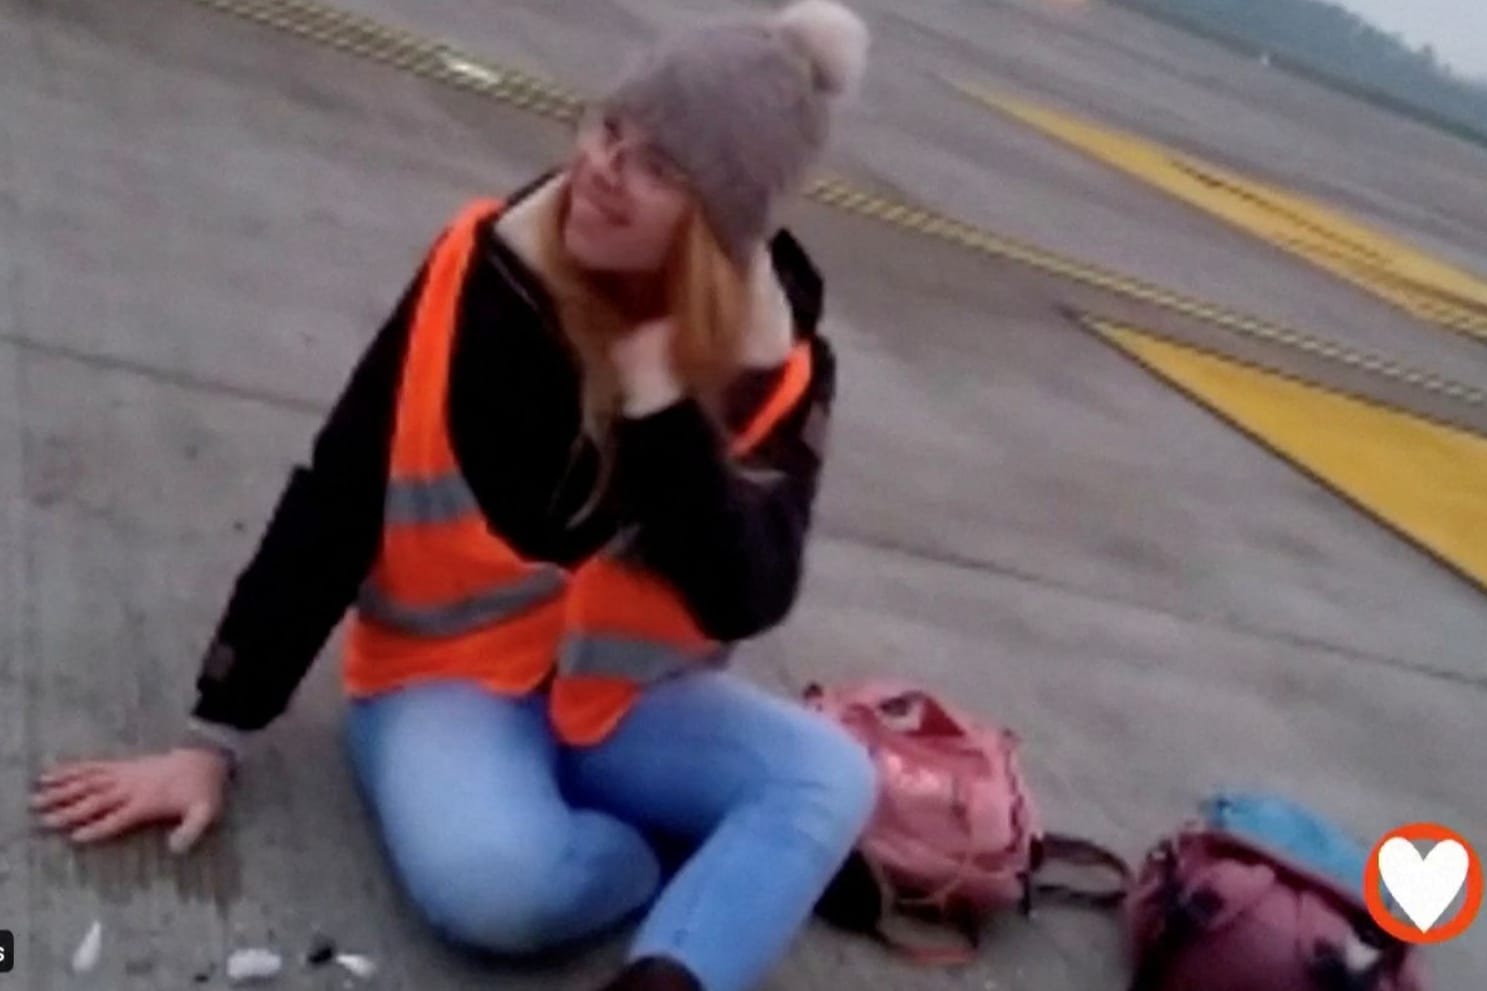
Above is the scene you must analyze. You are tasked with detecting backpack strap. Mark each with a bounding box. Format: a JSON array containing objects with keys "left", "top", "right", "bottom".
[
  {"left": 1029, "top": 832, "right": 1132, "bottom": 910},
  {"left": 1125, "top": 838, "right": 1222, "bottom": 991},
  {"left": 873, "top": 831, "right": 1130, "bottom": 967},
  {"left": 877, "top": 912, "right": 982, "bottom": 967},
  {"left": 838, "top": 845, "right": 987, "bottom": 958}
]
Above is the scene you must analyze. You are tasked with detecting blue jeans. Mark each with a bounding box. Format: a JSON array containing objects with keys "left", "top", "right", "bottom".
[{"left": 343, "top": 672, "right": 877, "bottom": 991}]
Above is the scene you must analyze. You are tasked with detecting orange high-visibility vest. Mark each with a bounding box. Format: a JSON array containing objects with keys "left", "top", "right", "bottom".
[{"left": 341, "top": 198, "right": 815, "bottom": 745}]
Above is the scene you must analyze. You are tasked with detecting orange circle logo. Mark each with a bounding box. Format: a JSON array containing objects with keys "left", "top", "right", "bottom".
[{"left": 1363, "top": 823, "right": 1482, "bottom": 944}]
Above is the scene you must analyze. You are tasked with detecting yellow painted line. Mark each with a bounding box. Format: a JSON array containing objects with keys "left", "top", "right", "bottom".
[
  {"left": 1091, "top": 319, "right": 1487, "bottom": 592},
  {"left": 951, "top": 80, "right": 1487, "bottom": 341},
  {"left": 177, "top": 0, "right": 1487, "bottom": 417}
]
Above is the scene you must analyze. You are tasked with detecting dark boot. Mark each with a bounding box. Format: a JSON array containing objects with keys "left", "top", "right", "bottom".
[{"left": 597, "top": 955, "right": 703, "bottom": 991}]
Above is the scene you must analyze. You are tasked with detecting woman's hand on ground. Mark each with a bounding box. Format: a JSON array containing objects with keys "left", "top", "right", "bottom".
[{"left": 30, "top": 747, "right": 230, "bottom": 854}]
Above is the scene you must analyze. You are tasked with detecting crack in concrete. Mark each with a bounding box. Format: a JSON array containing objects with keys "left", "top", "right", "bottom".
[
  {"left": 0, "top": 333, "right": 328, "bottom": 416},
  {"left": 817, "top": 526, "right": 1487, "bottom": 692}
]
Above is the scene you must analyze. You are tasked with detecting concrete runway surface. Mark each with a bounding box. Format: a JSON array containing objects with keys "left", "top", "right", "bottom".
[{"left": 2, "top": 0, "right": 1484, "bottom": 987}]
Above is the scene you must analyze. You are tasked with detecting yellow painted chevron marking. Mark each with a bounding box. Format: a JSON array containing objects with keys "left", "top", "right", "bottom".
[
  {"left": 1092, "top": 319, "right": 1487, "bottom": 591},
  {"left": 954, "top": 81, "right": 1487, "bottom": 342}
]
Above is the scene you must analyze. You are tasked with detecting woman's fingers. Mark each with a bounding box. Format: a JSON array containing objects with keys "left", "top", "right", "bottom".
[
  {"left": 30, "top": 772, "right": 116, "bottom": 812},
  {"left": 35, "top": 761, "right": 112, "bottom": 788},
  {"left": 39, "top": 786, "right": 129, "bottom": 832},
  {"left": 71, "top": 800, "right": 150, "bottom": 845}
]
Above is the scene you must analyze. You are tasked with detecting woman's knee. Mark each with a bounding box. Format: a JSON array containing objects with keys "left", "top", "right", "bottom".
[
  {"left": 777, "top": 714, "right": 880, "bottom": 851},
  {"left": 398, "top": 837, "right": 554, "bottom": 955},
  {"left": 397, "top": 815, "right": 660, "bottom": 957}
]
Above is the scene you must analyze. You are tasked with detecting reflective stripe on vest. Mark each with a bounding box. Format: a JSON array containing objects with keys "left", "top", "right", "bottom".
[
  {"left": 559, "top": 633, "right": 730, "bottom": 682},
  {"left": 357, "top": 565, "right": 565, "bottom": 637},
  {"left": 383, "top": 473, "right": 481, "bottom": 525}
]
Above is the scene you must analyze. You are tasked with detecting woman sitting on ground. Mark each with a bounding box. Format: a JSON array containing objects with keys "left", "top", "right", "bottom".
[{"left": 31, "top": 4, "right": 876, "bottom": 991}]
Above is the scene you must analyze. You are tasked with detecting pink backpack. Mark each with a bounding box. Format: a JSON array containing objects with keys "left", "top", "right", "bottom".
[
  {"left": 805, "top": 678, "right": 1129, "bottom": 961},
  {"left": 1124, "top": 823, "right": 1430, "bottom": 991}
]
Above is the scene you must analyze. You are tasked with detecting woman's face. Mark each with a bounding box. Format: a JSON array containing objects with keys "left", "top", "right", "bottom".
[{"left": 563, "top": 111, "right": 692, "bottom": 274}]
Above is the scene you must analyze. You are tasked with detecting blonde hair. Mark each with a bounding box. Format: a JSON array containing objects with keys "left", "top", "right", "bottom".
[{"left": 534, "top": 176, "right": 751, "bottom": 519}]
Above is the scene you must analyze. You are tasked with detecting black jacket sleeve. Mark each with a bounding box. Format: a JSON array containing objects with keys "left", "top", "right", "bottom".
[
  {"left": 190, "top": 267, "right": 422, "bottom": 731},
  {"left": 612, "top": 332, "right": 837, "bottom": 643}
]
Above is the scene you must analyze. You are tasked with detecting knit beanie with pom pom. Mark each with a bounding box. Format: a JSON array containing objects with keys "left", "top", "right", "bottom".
[{"left": 597, "top": 0, "right": 870, "bottom": 264}]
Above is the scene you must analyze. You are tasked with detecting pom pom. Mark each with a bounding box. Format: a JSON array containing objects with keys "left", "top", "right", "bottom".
[{"left": 774, "top": 0, "right": 870, "bottom": 98}]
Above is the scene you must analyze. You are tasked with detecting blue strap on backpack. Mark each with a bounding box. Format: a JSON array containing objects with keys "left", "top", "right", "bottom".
[
  {"left": 1201, "top": 791, "right": 1368, "bottom": 894},
  {"left": 1201, "top": 790, "right": 1401, "bottom": 913}
]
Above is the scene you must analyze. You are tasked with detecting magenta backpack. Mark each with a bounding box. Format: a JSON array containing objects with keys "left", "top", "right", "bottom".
[
  {"left": 805, "top": 678, "right": 1129, "bottom": 961},
  {"left": 1124, "top": 794, "right": 1430, "bottom": 991}
]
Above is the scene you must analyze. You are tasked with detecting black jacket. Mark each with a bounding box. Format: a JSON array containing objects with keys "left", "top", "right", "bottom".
[{"left": 191, "top": 178, "right": 837, "bottom": 732}]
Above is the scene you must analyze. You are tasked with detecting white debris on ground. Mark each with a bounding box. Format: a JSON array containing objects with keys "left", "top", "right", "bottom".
[
  {"left": 70, "top": 919, "right": 102, "bottom": 973},
  {"left": 335, "top": 953, "right": 377, "bottom": 980},
  {"left": 226, "top": 947, "right": 284, "bottom": 984}
]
